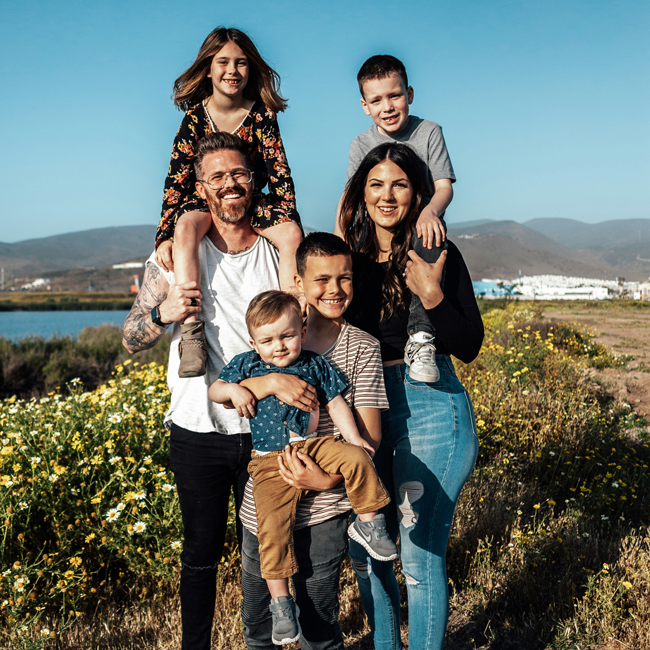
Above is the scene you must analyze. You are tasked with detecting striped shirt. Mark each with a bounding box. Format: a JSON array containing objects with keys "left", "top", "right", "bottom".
[{"left": 240, "top": 322, "right": 389, "bottom": 535}]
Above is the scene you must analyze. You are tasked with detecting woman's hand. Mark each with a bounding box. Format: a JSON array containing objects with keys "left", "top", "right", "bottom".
[
  {"left": 155, "top": 240, "right": 174, "bottom": 272},
  {"left": 277, "top": 445, "right": 343, "bottom": 491},
  {"left": 241, "top": 374, "right": 319, "bottom": 412},
  {"left": 405, "top": 249, "right": 447, "bottom": 309}
]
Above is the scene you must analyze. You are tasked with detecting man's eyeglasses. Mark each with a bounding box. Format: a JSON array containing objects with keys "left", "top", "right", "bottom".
[{"left": 197, "top": 169, "right": 253, "bottom": 190}]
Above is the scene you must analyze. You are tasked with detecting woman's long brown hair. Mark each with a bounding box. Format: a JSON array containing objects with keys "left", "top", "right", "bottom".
[
  {"left": 339, "top": 143, "right": 427, "bottom": 320},
  {"left": 172, "top": 27, "right": 288, "bottom": 113}
]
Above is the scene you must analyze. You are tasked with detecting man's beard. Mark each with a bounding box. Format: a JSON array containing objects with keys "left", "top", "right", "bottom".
[{"left": 205, "top": 187, "right": 251, "bottom": 224}]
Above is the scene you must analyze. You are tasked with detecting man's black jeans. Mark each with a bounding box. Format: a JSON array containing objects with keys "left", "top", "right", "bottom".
[{"left": 169, "top": 422, "right": 253, "bottom": 650}]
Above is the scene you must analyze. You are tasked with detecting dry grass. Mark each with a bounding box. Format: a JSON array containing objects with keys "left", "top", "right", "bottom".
[{"left": 50, "top": 560, "right": 380, "bottom": 650}]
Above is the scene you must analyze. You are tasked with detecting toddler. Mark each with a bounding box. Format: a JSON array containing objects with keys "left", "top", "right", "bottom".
[{"left": 209, "top": 290, "right": 397, "bottom": 645}]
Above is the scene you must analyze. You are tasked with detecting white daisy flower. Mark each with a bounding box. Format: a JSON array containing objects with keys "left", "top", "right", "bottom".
[{"left": 14, "top": 577, "right": 30, "bottom": 592}]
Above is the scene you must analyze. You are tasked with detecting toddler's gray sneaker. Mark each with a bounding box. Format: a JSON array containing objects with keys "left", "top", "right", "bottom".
[
  {"left": 405, "top": 331, "right": 440, "bottom": 383},
  {"left": 269, "top": 596, "right": 301, "bottom": 645},
  {"left": 348, "top": 514, "right": 399, "bottom": 562}
]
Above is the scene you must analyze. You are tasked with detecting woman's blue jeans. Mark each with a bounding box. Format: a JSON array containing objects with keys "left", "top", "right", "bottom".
[{"left": 349, "top": 358, "right": 478, "bottom": 650}]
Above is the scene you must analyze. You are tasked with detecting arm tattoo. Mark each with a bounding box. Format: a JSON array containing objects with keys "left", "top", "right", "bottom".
[{"left": 122, "top": 264, "right": 170, "bottom": 353}]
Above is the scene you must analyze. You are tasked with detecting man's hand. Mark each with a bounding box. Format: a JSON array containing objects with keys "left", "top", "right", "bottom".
[
  {"left": 228, "top": 385, "right": 257, "bottom": 419},
  {"left": 159, "top": 281, "right": 202, "bottom": 324},
  {"left": 277, "top": 445, "right": 343, "bottom": 490},
  {"left": 415, "top": 207, "right": 446, "bottom": 250},
  {"left": 155, "top": 240, "right": 174, "bottom": 272},
  {"left": 405, "top": 249, "right": 447, "bottom": 310}
]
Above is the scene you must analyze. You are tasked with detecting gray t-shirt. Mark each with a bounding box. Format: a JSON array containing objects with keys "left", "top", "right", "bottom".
[
  {"left": 149, "top": 235, "right": 280, "bottom": 434},
  {"left": 346, "top": 116, "right": 456, "bottom": 202}
]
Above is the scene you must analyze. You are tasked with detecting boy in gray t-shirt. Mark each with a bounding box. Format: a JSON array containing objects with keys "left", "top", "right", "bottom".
[{"left": 335, "top": 54, "right": 456, "bottom": 384}]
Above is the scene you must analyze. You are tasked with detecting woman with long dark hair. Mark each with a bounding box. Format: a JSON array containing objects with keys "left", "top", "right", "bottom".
[{"left": 341, "top": 142, "right": 484, "bottom": 650}]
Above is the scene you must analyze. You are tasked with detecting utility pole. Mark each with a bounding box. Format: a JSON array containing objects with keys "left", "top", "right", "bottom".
[{"left": 1, "top": 268, "right": 4, "bottom": 291}]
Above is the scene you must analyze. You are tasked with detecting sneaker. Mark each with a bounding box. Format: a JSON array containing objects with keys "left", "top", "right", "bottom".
[
  {"left": 348, "top": 514, "right": 399, "bottom": 562},
  {"left": 405, "top": 332, "right": 440, "bottom": 383},
  {"left": 269, "top": 596, "right": 301, "bottom": 646},
  {"left": 178, "top": 320, "right": 207, "bottom": 377}
]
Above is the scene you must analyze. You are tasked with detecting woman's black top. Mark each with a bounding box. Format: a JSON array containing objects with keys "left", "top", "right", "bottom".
[{"left": 345, "top": 240, "right": 484, "bottom": 364}]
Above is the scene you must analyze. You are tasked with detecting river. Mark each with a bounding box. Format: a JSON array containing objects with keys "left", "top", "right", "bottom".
[{"left": 0, "top": 310, "right": 131, "bottom": 342}]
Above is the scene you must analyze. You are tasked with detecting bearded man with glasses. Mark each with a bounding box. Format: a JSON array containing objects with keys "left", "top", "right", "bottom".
[{"left": 123, "top": 133, "right": 350, "bottom": 650}]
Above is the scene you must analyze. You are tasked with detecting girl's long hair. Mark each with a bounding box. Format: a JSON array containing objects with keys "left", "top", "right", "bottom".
[
  {"left": 172, "top": 27, "right": 288, "bottom": 113},
  {"left": 340, "top": 143, "right": 426, "bottom": 320}
]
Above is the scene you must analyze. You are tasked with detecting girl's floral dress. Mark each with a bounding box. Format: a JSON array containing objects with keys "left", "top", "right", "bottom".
[{"left": 156, "top": 100, "right": 300, "bottom": 247}]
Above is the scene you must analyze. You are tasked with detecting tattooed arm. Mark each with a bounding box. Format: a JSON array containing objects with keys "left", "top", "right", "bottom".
[{"left": 122, "top": 262, "right": 202, "bottom": 353}]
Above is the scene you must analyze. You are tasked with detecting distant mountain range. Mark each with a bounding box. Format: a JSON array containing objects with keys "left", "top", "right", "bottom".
[
  {"left": 449, "top": 218, "right": 650, "bottom": 280},
  {"left": 1, "top": 219, "right": 649, "bottom": 288},
  {"left": 0, "top": 226, "right": 157, "bottom": 279}
]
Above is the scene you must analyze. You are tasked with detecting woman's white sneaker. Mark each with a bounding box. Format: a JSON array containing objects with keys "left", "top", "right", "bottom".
[{"left": 405, "top": 332, "right": 440, "bottom": 383}]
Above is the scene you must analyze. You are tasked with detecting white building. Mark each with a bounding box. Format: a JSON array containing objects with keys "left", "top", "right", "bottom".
[
  {"left": 21, "top": 278, "right": 51, "bottom": 290},
  {"left": 634, "top": 281, "right": 650, "bottom": 301},
  {"left": 112, "top": 262, "right": 145, "bottom": 269}
]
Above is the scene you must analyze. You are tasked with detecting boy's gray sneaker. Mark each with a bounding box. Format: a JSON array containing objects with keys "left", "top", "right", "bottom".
[
  {"left": 348, "top": 514, "right": 399, "bottom": 562},
  {"left": 405, "top": 332, "right": 440, "bottom": 383},
  {"left": 269, "top": 596, "right": 301, "bottom": 645}
]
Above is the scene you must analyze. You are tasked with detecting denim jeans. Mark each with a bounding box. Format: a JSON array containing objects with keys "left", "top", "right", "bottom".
[
  {"left": 241, "top": 513, "right": 349, "bottom": 650},
  {"left": 408, "top": 231, "right": 448, "bottom": 337},
  {"left": 349, "top": 358, "right": 478, "bottom": 650},
  {"left": 169, "top": 423, "right": 253, "bottom": 650}
]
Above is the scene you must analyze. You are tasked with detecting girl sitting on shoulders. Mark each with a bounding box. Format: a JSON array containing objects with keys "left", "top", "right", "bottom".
[{"left": 155, "top": 27, "right": 302, "bottom": 378}]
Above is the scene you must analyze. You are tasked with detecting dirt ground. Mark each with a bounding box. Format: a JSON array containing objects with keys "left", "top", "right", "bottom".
[{"left": 543, "top": 302, "right": 650, "bottom": 424}]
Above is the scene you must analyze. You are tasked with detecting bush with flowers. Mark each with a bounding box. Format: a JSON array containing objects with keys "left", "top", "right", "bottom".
[
  {"left": 1, "top": 303, "right": 649, "bottom": 648},
  {"left": 449, "top": 302, "right": 649, "bottom": 647},
  {"left": 0, "top": 360, "right": 237, "bottom": 648}
]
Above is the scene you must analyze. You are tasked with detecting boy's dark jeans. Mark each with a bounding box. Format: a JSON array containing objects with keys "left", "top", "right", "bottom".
[
  {"left": 169, "top": 423, "right": 253, "bottom": 650},
  {"left": 408, "top": 230, "right": 447, "bottom": 337},
  {"left": 241, "top": 514, "right": 349, "bottom": 650}
]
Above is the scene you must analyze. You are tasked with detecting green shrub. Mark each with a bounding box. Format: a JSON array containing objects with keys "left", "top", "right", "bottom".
[{"left": 0, "top": 326, "right": 170, "bottom": 399}]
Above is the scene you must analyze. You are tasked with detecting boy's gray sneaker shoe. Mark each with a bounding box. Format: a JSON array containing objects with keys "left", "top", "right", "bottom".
[
  {"left": 269, "top": 596, "right": 301, "bottom": 645},
  {"left": 405, "top": 332, "right": 440, "bottom": 383},
  {"left": 348, "top": 514, "right": 399, "bottom": 562}
]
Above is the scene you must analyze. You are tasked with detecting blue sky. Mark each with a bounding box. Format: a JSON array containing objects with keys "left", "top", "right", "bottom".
[{"left": 0, "top": 0, "right": 648, "bottom": 243}]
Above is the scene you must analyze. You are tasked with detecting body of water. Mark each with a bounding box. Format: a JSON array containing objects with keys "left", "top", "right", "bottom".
[
  {"left": 472, "top": 280, "right": 509, "bottom": 297},
  {"left": 0, "top": 310, "right": 131, "bottom": 342}
]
